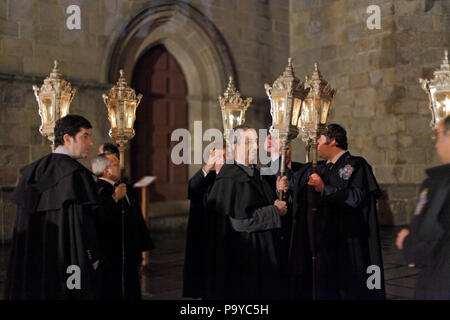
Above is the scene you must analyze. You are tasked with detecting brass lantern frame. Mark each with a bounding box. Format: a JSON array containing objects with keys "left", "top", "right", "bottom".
[
  {"left": 265, "top": 58, "right": 310, "bottom": 185},
  {"left": 102, "top": 69, "right": 143, "bottom": 169},
  {"left": 219, "top": 76, "right": 252, "bottom": 160},
  {"left": 219, "top": 76, "right": 252, "bottom": 139},
  {"left": 419, "top": 50, "right": 450, "bottom": 130},
  {"left": 298, "top": 62, "right": 337, "bottom": 163},
  {"left": 32, "top": 60, "right": 76, "bottom": 150}
]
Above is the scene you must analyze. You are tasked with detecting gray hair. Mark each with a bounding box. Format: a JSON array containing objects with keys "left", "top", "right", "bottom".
[{"left": 91, "top": 154, "right": 111, "bottom": 177}]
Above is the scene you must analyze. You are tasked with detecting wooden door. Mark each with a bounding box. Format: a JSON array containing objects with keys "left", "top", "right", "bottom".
[{"left": 131, "top": 45, "right": 188, "bottom": 201}]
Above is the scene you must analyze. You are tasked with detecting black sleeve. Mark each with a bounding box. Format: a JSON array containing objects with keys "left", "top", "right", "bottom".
[
  {"left": 188, "top": 169, "right": 215, "bottom": 200},
  {"left": 322, "top": 164, "right": 368, "bottom": 209},
  {"left": 229, "top": 205, "right": 281, "bottom": 233}
]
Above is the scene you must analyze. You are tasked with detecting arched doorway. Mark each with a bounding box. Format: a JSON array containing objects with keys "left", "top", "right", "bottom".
[{"left": 131, "top": 45, "right": 188, "bottom": 202}]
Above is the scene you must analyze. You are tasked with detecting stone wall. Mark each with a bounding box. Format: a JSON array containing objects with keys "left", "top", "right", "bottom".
[
  {"left": 0, "top": 0, "right": 290, "bottom": 241},
  {"left": 289, "top": 0, "right": 449, "bottom": 225},
  {"left": 1, "top": 0, "right": 447, "bottom": 242}
]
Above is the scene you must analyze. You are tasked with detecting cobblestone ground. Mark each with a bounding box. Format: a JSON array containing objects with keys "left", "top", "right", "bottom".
[{"left": 0, "top": 226, "right": 419, "bottom": 300}]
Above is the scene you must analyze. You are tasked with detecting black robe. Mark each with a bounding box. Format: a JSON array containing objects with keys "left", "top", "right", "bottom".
[
  {"left": 264, "top": 159, "right": 305, "bottom": 298},
  {"left": 290, "top": 152, "right": 385, "bottom": 300},
  {"left": 205, "top": 163, "right": 282, "bottom": 300},
  {"left": 4, "top": 153, "right": 101, "bottom": 300},
  {"left": 402, "top": 163, "right": 450, "bottom": 299},
  {"left": 183, "top": 168, "right": 216, "bottom": 299},
  {"left": 95, "top": 179, "right": 154, "bottom": 300}
]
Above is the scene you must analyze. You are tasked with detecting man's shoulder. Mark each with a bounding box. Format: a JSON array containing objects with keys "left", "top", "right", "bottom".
[
  {"left": 96, "top": 178, "right": 113, "bottom": 190},
  {"left": 339, "top": 152, "right": 371, "bottom": 168},
  {"left": 19, "top": 153, "right": 89, "bottom": 186},
  {"left": 291, "top": 161, "right": 307, "bottom": 172},
  {"left": 216, "top": 164, "right": 249, "bottom": 181}
]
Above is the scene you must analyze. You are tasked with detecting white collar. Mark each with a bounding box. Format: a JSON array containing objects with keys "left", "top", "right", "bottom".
[
  {"left": 53, "top": 146, "right": 73, "bottom": 158},
  {"left": 99, "top": 177, "right": 117, "bottom": 186}
]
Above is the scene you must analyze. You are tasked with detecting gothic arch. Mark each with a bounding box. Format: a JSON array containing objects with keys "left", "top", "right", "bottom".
[{"left": 104, "top": 1, "right": 236, "bottom": 144}]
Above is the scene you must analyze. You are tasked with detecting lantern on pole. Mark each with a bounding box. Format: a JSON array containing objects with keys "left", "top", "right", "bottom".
[
  {"left": 102, "top": 69, "right": 142, "bottom": 299},
  {"left": 32, "top": 60, "right": 76, "bottom": 150},
  {"left": 298, "top": 62, "right": 337, "bottom": 166},
  {"left": 419, "top": 50, "right": 450, "bottom": 130},
  {"left": 297, "top": 61, "right": 336, "bottom": 300},
  {"left": 102, "top": 69, "right": 143, "bottom": 170},
  {"left": 265, "top": 58, "right": 310, "bottom": 199},
  {"left": 219, "top": 76, "right": 252, "bottom": 157},
  {"left": 264, "top": 58, "right": 309, "bottom": 199}
]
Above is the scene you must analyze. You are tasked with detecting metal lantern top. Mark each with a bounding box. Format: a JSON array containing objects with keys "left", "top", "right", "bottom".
[
  {"left": 32, "top": 60, "right": 76, "bottom": 148},
  {"left": 102, "top": 69, "right": 143, "bottom": 142},
  {"left": 298, "top": 62, "right": 337, "bottom": 143},
  {"left": 219, "top": 76, "right": 252, "bottom": 136},
  {"left": 265, "top": 57, "right": 310, "bottom": 142},
  {"left": 419, "top": 50, "right": 450, "bottom": 130}
]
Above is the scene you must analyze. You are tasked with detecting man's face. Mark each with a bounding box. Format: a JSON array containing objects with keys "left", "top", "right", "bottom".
[
  {"left": 235, "top": 129, "right": 259, "bottom": 164},
  {"left": 66, "top": 128, "right": 93, "bottom": 159},
  {"left": 435, "top": 122, "right": 450, "bottom": 164},
  {"left": 105, "top": 154, "right": 121, "bottom": 181},
  {"left": 317, "top": 134, "right": 334, "bottom": 160}
]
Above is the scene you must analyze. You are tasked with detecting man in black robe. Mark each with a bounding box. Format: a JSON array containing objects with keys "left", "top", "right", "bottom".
[
  {"left": 396, "top": 115, "right": 450, "bottom": 299},
  {"left": 289, "top": 124, "right": 385, "bottom": 300},
  {"left": 91, "top": 153, "right": 154, "bottom": 299},
  {"left": 205, "top": 125, "right": 287, "bottom": 300},
  {"left": 263, "top": 133, "right": 304, "bottom": 298},
  {"left": 183, "top": 145, "right": 225, "bottom": 299},
  {"left": 4, "top": 115, "right": 101, "bottom": 300}
]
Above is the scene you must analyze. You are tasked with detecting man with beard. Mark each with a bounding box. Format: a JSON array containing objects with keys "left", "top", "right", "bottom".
[
  {"left": 396, "top": 115, "right": 450, "bottom": 299},
  {"left": 288, "top": 124, "right": 385, "bottom": 300},
  {"left": 183, "top": 145, "right": 226, "bottom": 299},
  {"left": 4, "top": 115, "right": 101, "bottom": 299},
  {"left": 205, "top": 125, "right": 287, "bottom": 300},
  {"left": 91, "top": 153, "right": 154, "bottom": 299}
]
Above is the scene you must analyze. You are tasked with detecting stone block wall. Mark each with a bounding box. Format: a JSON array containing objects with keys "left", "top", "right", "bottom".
[
  {"left": 1, "top": 0, "right": 447, "bottom": 242},
  {"left": 289, "top": 0, "right": 449, "bottom": 225},
  {"left": 0, "top": 0, "right": 291, "bottom": 241}
]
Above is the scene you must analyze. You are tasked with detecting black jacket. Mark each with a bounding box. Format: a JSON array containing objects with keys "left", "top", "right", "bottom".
[
  {"left": 4, "top": 153, "right": 101, "bottom": 300},
  {"left": 205, "top": 163, "right": 282, "bottom": 300},
  {"left": 403, "top": 163, "right": 450, "bottom": 299},
  {"left": 290, "top": 152, "right": 385, "bottom": 300},
  {"left": 183, "top": 168, "right": 216, "bottom": 298}
]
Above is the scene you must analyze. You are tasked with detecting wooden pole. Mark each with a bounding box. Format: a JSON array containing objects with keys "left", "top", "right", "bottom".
[
  {"left": 118, "top": 141, "right": 126, "bottom": 299},
  {"left": 141, "top": 186, "right": 150, "bottom": 267},
  {"left": 310, "top": 139, "right": 319, "bottom": 300},
  {"left": 278, "top": 142, "right": 287, "bottom": 200}
]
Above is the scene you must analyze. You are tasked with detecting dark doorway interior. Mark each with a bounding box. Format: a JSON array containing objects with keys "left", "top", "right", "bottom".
[{"left": 131, "top": 45, "right": 188, "bottom": 202}]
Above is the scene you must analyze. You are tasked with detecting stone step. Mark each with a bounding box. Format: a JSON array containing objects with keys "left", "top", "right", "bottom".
[{"left": 145, "top": 200, "right": 189, "bottom": 233}]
